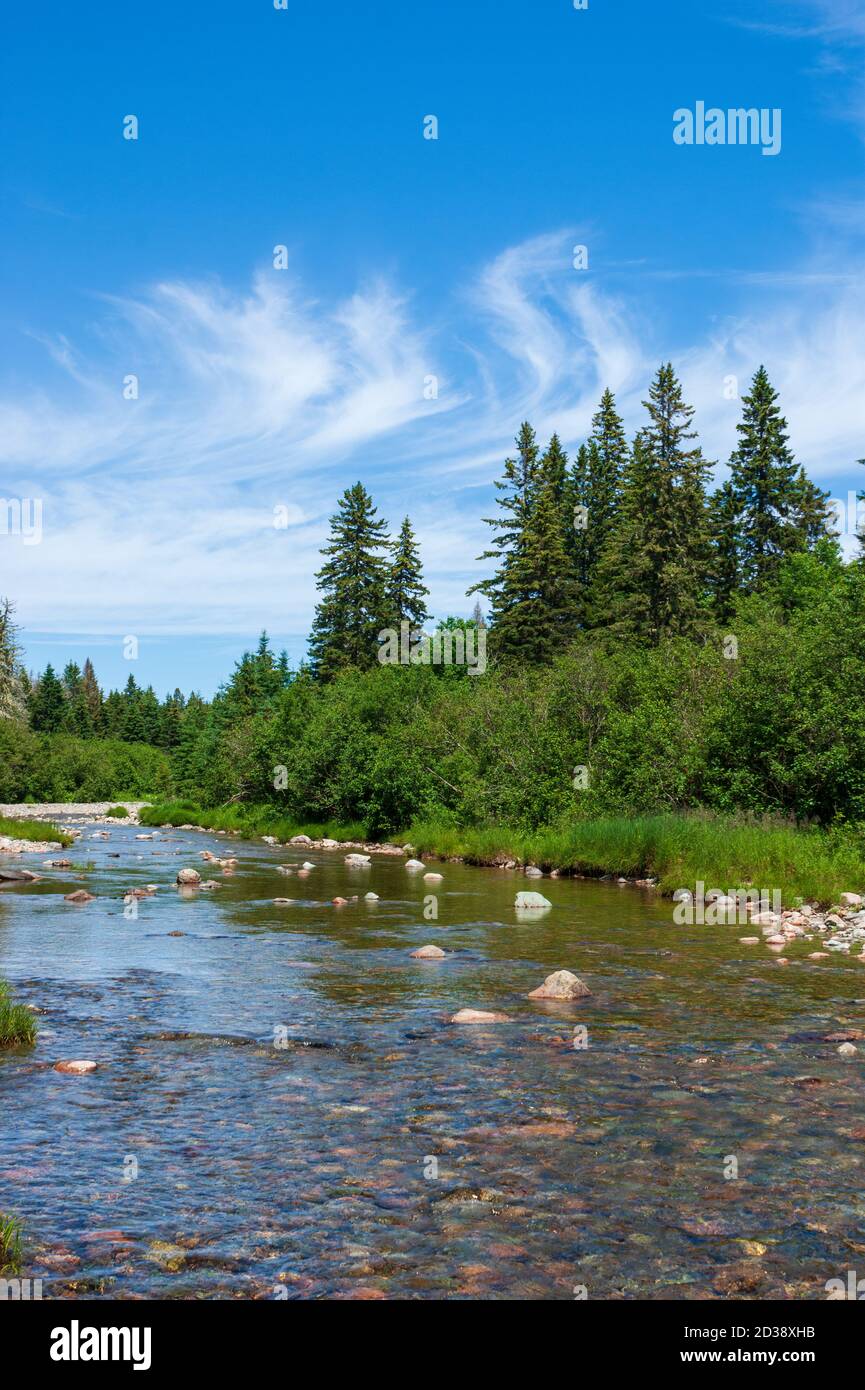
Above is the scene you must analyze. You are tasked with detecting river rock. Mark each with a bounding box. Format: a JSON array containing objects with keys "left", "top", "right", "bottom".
[
  {"left": 405, "top": 859, "right": 425, "bottom": 870},
  {"left": 290, "top": 835, "right": 312, "bottom": 846},
  {"left": 332, "top": 897, "right": 349, "bottom": 906},
  {"left": 423, "top": 872, "right": 443, "bottom": 883},
  {"left": 451, "top": 1008, "right": 510, "bottom": 1024},
  {"left": 840, "top": 893, "right": 863, "bottom": 908},
  {"left": 273, "top": 898, "right": 294, "bottom": 905},
  {"left": 515, "top": 891, "right": 552, "bottom": 910},
  {"left": 411, "top": 945, "right": 446, "bottom": 959},
  {"left": 365, "top": 892, "right": 379, "bottom": 901},
  {"left": 528, "top": 970, "right": 591, "bottom": 1000},
  {"left": 838, "top": 1043, "right": 858, "bottom": 1057},
  {"left": 199, "top": 880, "right": 220, "bottom": 890},
  {"left": 345, "top": 854, "right": 370, "bottom": 866},
  {"left": 44, "top": 859, "right": 72, "bottom": 868},
  {"left": 524, "top": 866, "right": 544, "bottom": 878},
  {"left": 739, "top": 937, "right": 760, "bottom": 945},
  {"left": 176, "top": 868, "right": 201, "bottom": 887},
  {"left": 54, "top": 1060, "right": 98, "bottom": 1075},
  {"left": 301, "top": 861, "right": 315, "bottom": 870},
  {"left": 64, "top": 890, "right": 95, "bottom": 904},
  {"left": 0, "top": 867, "right": 40, "bottom": 882},
  {"left": 752, "top": 912, "right": 781, "bottom": 927}
]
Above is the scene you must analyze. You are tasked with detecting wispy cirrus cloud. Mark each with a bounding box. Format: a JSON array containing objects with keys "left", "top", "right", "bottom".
[{"left": 2, "top": 233, "right": 864, "bottom": 640}]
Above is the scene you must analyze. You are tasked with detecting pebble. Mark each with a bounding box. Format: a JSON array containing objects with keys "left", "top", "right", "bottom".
[{"left": 451, "top": 1008, "right": 511, "bottom": 1024}]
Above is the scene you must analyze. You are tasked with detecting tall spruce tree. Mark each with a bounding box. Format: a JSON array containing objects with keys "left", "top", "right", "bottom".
[
  {"left": 710, "top": 479, "right": 742, "bottom": 623},
  {"left": 728, "top": 366, "right": 820, "bottom": 592},
  {"left": 308, "top": 482, "right": 390, "bottom": 679},
  {"left": 0, "top": 598, "right": 26, "bottom": 721},
  {"left": 469, "top": 422, "right": 541, "bottom": 615},
  {"left": 595, "top": 364, "right": 712, "bottom": 641},
  {"left": 485, "top": 440, "right": 579, "bottom": 663},
  {"left": 30, "top": 663, "right": 66, "bottom": 732},
  {"left": 584, "top": 388, "right": 627, "bottom": 583},
  {"left": 81, "top": 658, "right": 103, "bottom": 733},
  {"left": 387, "top": 517, "right": 430, "bottom": 628}
]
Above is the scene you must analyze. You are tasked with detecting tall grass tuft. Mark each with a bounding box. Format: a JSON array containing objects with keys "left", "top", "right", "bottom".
[
  {"left": 0, "top": 980, "right": 38, "bottom": 1048},
  {"left": 0, "top": 814, "right": 73, "bottom": 847},
  {"left": 139, "top": 802, "right": 368, "bottom": 846},
  {"left": 0, "top": 1214, "right": 23, "bottom": 1275}
]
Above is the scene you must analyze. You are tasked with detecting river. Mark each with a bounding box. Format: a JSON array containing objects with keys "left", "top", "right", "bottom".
[{"left": 1, "top": 822, "right": 863, "bottom": 1299}]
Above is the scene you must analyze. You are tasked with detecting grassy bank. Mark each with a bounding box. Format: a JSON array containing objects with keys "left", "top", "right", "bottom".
[
  {"left": 139, "top": 803, "right": 865, "bottom": 906},
  {"left": 0, "top": 814, "right": 73, "bottom": 847},
  {"left": 0, "top": 980, "right": 37, "bottom": 1048},
  {"left": 138, "top": 801, "right": 367, "bottom": 845}
]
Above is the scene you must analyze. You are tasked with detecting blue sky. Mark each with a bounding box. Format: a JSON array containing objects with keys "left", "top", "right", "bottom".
[{"left": 2, "top": 0, "right": 864, "bottom": 696}]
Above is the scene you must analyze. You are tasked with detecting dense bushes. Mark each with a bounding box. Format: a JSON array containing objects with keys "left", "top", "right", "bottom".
[{"left": 0, "top": 724, "right": 172, "bottom": 802}]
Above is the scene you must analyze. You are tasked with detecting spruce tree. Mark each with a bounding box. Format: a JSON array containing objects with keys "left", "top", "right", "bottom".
[
  {"left": 585, "top": 388, "right": 627, "bottom": 581},
  {"left": 62, "top": 662, "right": 93, "bottom": 737},
  {"left": 387, "top": 516, "right": 430, "bottom": 628},
  {"left": 595, "top": 364, "right": 712, "bottom": 641},
  {"left": 469, "top": 422, "right": 540, "bottom": 614},
  {"left": 728, "top": 366, "right": 815, "bottom": 592},
  {"left": 486, "top": 444, "right": 579, "bottom": 663},
  {"left": 81, "top": 658, "right": 103, "bottom": 733},
  {"left": 0, "top": 598, "right": 26, "bottom": 721},
  {"left": 30, "top": 663, "right": 66, "bottom": 732},
  {"left": 710, "top": 479, "right": 741, "bottom": 623},
  {"left": 308, "top": 483, "right": 390, "bottom": 679}
]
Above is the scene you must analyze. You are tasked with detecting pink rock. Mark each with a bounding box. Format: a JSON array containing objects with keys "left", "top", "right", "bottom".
[
  {"left": 176, "top": 868, "right": 201, "bottom": 886},
  {"left": 765, "top": 934, "right": 786, "bottom": 945},
  {"left": 411, "top": 945, "right": 446, "bottom": 959},
  {"left": 739, "top": 937, "right": 760, "bottom": 945},
  {"left": 54, "top": 1060, "right": 98, "bottom": 1075},
  {"left": 527, "top": 969, "right": 591, "bottom": 1001},
  {"left": 451, "top": 1008, "right": 510, "bottom": 1024},
  {"left": 332, "top": 897, "right": 349, "bottom": 906},
  {"left": 64, "top": 890, "right": 95, "bottom": 904}
]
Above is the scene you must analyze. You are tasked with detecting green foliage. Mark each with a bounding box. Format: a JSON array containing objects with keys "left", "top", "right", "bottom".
[
  {"left": 0, "top": 724, "right": 171, "bottom": 802},
  {"left": 387, "top": 516, "right": 430, "bottom": 628},
  {"left": 309, "top": 482, "right": 392, "bottom": 679},
  {"left": 0, "top": 1213, "right": 23, "bottom": 1275},
  {"left": 105, "top": 805, "right": 129, "bottom": 818},
  {"left": 0, "top": 980, "right": 37, "bottom": 1049}
]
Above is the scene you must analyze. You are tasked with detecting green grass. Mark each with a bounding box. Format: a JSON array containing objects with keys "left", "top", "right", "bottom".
[
  {"left": 0, "top": 1214, "right": 23, "bottom": 1275},
  {"left": 105, "top": 805, "right": 129, "bottom": 818},
  {"left": 139, "top": 802, "right": 369, "bottom": 845},
  {"left": 139, "top": 803, "right": 865, "bottom": 906},
  {"left": 0, "top": 814, "right": 73, "bottom": 847},
  {"left": 0, "top": 980, "right": 37, "bottom": 1048},
  {"left": 405, "top": 812, "right": 865, "bottom": 907}
]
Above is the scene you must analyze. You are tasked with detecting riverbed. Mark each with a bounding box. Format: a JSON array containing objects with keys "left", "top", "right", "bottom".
[{"left": 1, "top": 822, "right": 864, "bottom": 1299}]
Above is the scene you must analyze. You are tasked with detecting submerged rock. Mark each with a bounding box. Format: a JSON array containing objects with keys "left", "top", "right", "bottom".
[
  {"left": 528, "top": 969, "right": 591, "bottom": 1000},
  {"left": 64, "top": 889, "right": 95, "bottom": 904},
  {"left": 345, "top": 854, "right": 370, "bottom": 866},
  {"left": 54, "top": 1060, "right": 98, "bottom": 1075},
  {"left": 0, "top": 867, "right": 40, "bottom": 882},
  {"left": 451, "top": 1008, "right": 510, "bottom": 1024},
  {"left": 405, "top": 859, "right": 426, "bottom": 870},
  {"left": 176, "top": 868, "right": 201, "bottom": 887},
  {"left": 411, "top": 945, "right": 446, "bottom": 959},
  {"left": 423, "top": 872, "right": 443, "bottom": 883}
]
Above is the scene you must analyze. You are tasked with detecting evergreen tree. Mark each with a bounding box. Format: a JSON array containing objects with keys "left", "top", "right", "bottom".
[
  {"left": 791, "top": 466, "right": 835, "bottom": 550},
  {"left": 0, "top": 598, "right": 26, "bottom": 721},
  {"left": 728, "top": 366, "right": 820, "bottom": 592},
  {"left": 584, "top": 388, "right": 628, "bottom": 586},
  {"left": 308, "top": 483, "right": 390, "bottom": 679},
  {"left": 470, "top": 422, "right": 541, "bottom": 613},
  {"left": 595, "top": 364, "right": 712, "bottom": 641},
  {"left": 387, "top": 517, "right": 430, "bottom": 628},
  {"left": 81, "top": 658, "right": 103, "bottom": 733},
  {"left": 710, "top": 479, "right": 741, "bottom": 623},
  {"left": 486, "top": 445, "right": 580, "bottom": 663},
  {"left": 30, "top": 663, "right": 66, "bottom": 732},
  {"left": 61, "top": 662, "right": 93, "bottom": 737}
]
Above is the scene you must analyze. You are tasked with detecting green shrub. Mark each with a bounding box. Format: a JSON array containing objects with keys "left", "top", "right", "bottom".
[{"left": 0, "top": 980, "right": 37, "bottom": 1048}]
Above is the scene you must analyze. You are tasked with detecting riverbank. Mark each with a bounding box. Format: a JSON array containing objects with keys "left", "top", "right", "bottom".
[
  {"left": 0, "top": 813, "right": 75, "bottom": 852},
  {"left": 137, "top": 802, "right": 865, "bottom": 908}
]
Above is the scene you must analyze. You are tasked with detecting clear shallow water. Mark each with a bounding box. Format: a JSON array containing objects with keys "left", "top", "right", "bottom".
[{"left": 1, "top": 825, "right": 864, "bottom": 1300}]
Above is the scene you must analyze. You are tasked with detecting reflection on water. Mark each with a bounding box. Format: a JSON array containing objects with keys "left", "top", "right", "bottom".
[{"left": 1, "top": 825, "right": 864, "bottom": 1299}]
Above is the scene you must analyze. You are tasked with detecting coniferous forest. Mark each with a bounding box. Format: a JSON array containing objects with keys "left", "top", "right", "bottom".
[{"left": 3, "top": 364, "right": 864, "bottom": 843}]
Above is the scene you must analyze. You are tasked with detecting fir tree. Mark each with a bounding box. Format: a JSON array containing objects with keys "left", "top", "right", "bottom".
[
  {"left": 308, "top": 483, "right": 390, "bottom": 679},
  {"left": 81, "top": 658, "right": 103, "bottom": 733},
  {"left": 0, "top": 598, "right": 26, "bottom": 721},
  {"left": 61, "top": 662, "right": 93, "bottom": 737},
  {"left": 470, "top": 422, "right": 541, "bottom": 613},
  {"left": 595, "top": 364, "right": 712, "bottom": 641},
  {"left": 487, "top": 445, "right": 579, "bottom": 663},
  {"left": 30, "top": 663, "right": 66, "bottom": 732},
  {"left": 710, "top": 479, "right": 741, "bottom": 623},
  {"left": 584, "top": 388, "right": 628, "bottom": 583},
  {"left": 387, "top": 516, "right": 430, "bottom": 628},
  {"left": 728, "top": 366, "right": 819, "bottom": 592}
]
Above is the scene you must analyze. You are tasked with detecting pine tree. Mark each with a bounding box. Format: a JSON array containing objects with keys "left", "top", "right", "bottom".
[
  {"left": 81, "top": 658, "right": 103, "bottom": 733},
  {"left": 585, "top": 388, "right": 628, "bottom": 582},
  {"left": 728, "top": 366, "right": 818, "bottom": 593},
  {"left": 30, "top": 663, "right": 66, "bottom": 732},
  {"left": 469, "top": 422, "right": 540, "bottom": 613},
  {"left": 0, "top": 598, "right": 26, "bottom": 721},
  {"left": 61, "top": 662, "right": 93, "bottom": 737},
  {"left": 387, "top": 517, "right": 430, "bottom": 628},
  {"left": 486, "top": 444, "right": 579, "bottom": 663},
  {"left": 308, "top": 483, "right": 390, "bottom": 679},
  {"left": 595, "top": 364, "right": 712, "bottom": 641},
  {"left": 790, "top": 466, "right": 835, "bottom": 550}
]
